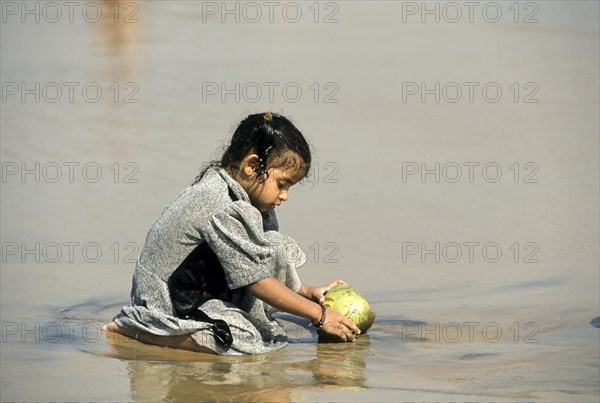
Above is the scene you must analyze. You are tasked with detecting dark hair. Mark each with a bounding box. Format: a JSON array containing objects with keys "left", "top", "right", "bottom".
[{"left": 193, "top": 112, "right": 312, "bottom": 185}]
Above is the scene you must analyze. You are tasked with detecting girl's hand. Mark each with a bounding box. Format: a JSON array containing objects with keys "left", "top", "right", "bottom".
[
  {"left": 319, "top": 308, "right": 361, "bottom": 342},
  {"left": 305, "top": 279, "right": 346, "bottom": 304}
]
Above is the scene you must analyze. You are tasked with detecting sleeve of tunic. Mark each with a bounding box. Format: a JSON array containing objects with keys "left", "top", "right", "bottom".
[{"left": 201, "top": 200, "right": 276, "bottom": 290}]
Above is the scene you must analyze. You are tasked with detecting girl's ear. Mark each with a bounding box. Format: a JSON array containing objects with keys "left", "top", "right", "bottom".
[{"left": 241, "top": 154, "right": 260, "bottom": 177}]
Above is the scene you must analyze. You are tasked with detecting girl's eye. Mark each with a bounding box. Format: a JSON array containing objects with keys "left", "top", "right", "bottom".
[{"left": 278, "top": 182, "right": 285, "bottom": 190}]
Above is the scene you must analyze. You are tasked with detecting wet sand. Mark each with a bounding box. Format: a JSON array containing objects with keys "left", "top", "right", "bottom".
[{"left": 1, "top": 1, "right": 599, "bottom": 401}]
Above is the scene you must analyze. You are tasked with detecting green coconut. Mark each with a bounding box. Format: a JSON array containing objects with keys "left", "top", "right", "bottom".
[{"left": 318, "top": 283, "right": 376, "bottom": 340}]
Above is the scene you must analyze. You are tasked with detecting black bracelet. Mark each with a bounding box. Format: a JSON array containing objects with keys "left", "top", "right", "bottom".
[{"left": 314, "top": 305, "right": 326, "bottom": 329}]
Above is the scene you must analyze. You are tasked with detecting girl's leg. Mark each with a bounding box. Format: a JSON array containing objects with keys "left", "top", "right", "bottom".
[{"left": 101, "top": 322, "right": 215, "bottom": 354}]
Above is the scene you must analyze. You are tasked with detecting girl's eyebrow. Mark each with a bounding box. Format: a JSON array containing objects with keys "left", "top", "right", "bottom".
[{"left": 278, "top": 176, "right": 296, "bottom": 187}]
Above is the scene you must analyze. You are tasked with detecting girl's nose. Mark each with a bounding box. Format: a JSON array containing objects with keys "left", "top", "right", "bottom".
[{"left": 279, "top": 190, "right": 288, "bottom": 201}]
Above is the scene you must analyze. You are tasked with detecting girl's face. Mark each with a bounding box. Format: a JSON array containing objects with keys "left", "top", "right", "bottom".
[{"left": 230, "top": 153, "right": 305, "bottom": 212}]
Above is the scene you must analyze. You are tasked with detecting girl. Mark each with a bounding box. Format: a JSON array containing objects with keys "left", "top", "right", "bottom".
[{"left": 102, "top": 112, "right": 360, "bottom": 355}]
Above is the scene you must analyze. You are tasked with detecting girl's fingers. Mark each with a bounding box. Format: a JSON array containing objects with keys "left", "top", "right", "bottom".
[
  {"left": 322, "top": 309, "right": 360, "bottom": 342},
  {"left": 333, "top": 324, "right": 351, "bottom": 342},
  {"left": 342, "top": 324, "right": 357, "bottom": 342},
  {"left": 335, "top": 312, "right": 361, "bottom": 335},
  {"left": 332, "top": 326, "right": 346, "bottom": 341},
  {"left": 323, "top": 321, "right": 349, "bottom": 341},
  {"left": 324, "top": 279, "right": 342, "bottom": 292},
  {"left": 344, "top": 327, "right": 355, "bottom": 342},
  {"left": 345, "top": 319, "right": 361, "bottom": 335},
  {"left": 334, "top": 322, "right": 359, "bottom": 342}
]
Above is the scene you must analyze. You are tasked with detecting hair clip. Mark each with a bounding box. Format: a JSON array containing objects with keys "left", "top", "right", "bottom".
[
  {"left": 258, "top": 145, "right": 273, "bottom": 173},
  {"left": 263, "top": 112, "right": 273, "bottom": 122},
  {"left": 262, "top": 145, "right": 273, "bottom": 158}
]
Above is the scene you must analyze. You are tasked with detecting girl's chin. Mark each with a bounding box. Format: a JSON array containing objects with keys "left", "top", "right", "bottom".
[{"left": 253, "top": 202, "right": 276, "bottom": 212}]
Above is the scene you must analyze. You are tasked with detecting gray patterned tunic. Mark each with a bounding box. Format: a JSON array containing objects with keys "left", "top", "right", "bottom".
[{"left": 113, "top": 167, "right": 306, "bottom": 355}]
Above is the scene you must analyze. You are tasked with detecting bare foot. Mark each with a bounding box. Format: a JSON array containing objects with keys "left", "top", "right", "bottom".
[{"left": 101, "top": 322, "right": 120, "bottom": 332}]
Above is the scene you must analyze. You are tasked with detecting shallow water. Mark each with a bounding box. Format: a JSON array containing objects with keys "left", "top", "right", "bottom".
[{"left": 1, "top": 1, "right": 599, "bottom": 401}]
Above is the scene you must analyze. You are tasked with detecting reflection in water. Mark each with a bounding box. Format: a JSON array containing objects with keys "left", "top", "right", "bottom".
[
  {"left": 312, "top": 339, "right": 369, "bottom": 388},
  {"left": 92, "top": 0, "right": 142, "bottom": 82},
  {"left": 102, "top": 324, "right": 371, "bottom": 402},
  {"left": 126, "top": 359, "right": 296, "bottom": 402},
  {"left": 88, "top": 0, "right": 143, "bottom": 157}
]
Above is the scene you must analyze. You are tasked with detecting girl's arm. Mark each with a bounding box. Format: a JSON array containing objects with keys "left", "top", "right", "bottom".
[{"left": 248, "top": 277, "right": 360, "bottom": 341}]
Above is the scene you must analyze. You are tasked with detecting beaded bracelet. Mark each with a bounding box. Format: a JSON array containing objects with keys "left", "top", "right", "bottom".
[{"left": 314, "top": 305, "right": 327, "bottom": 329}]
